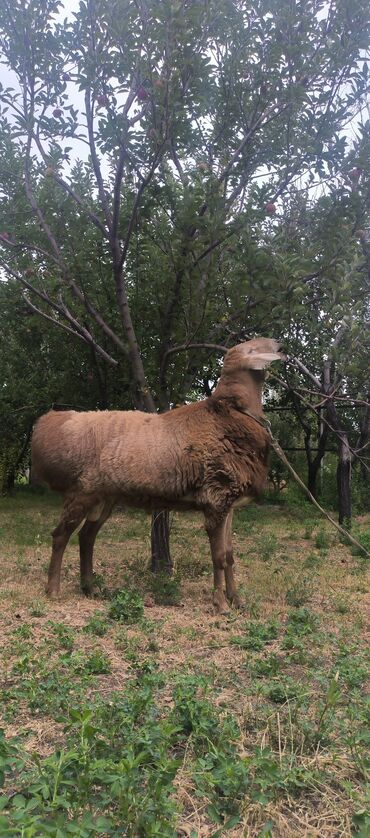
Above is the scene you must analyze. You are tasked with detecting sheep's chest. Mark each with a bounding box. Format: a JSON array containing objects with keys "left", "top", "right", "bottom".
[{"left": 213, "top": 431, "right": 269, "bottom": 504}]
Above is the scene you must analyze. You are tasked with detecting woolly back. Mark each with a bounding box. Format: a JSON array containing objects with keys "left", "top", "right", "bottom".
[{"left": 221, "top": 338, "right": 283, "bottom": 375}]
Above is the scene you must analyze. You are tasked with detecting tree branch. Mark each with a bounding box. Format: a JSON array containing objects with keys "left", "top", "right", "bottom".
[
  {"left": 32, "top": 132, "right": 109, "bottom": 237},
  {"left": 118, "top": 144, "right": 167, "bottom": 272},
  {"left": 85, "top": 89, "right": 113, "bottom": 232},
  {"left": 1, "top": 261, "right": 119, "bottom": 367}
]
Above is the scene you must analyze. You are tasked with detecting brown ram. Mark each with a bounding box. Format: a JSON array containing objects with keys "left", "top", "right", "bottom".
[{"left": 31, "top": 337, "right": 283, "bottom": 612}]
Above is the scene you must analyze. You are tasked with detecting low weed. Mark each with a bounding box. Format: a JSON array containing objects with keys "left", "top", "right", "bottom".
[
  {"left": 49, "top": 621, "right": 75, "bottom": 651},
  {"left": 281, "top": 608, "right": 318, "bottom": 652},
  {"left": 261, "top": 676, "right": 304, "bottom": 704},
  {"left": 285, "top": 576, "right": 313, "bottom": 607},
  {"left": 251, "top": 653, "right": 282, "bottom": 678},
  {"left": 345, "top": 703, "right": 370, "bottom": 781},
  {"left": 255, "top": 533, "right": 278, "bottom": 562},
  {"left": 29, "top": 600, "right": 46, "bottom": 617},
  {"left": 315, "top": 529, "right": 330, "bottom": 550},
  {"left": 1, "top": 669, "right": 179, "bottom": 836},
  {"left": 350, "top": 527, "right": 370, "bottom": 557},
  {"left": 303, "top": 522, "right": 314, "bottom": 540},
  {"left": 83, "top": 611, "right": 109, "bottom": 637},
  {"left": 334, "top": 645, "right": 369, "bottom": 691},
  {"left": 313, "top": 674, "right": 342, "bottom": 746},
  {"left": 61, "top": 649, "right": 111, "bottom": 676},
  {"left": 108, "top": 589, "right": 144, "bottom": 624},
  {"left": 150, "top": 572, "right": 182, "bottom": 606},
  {"left": 286, "top": 607, "right": 319, "bottom": 635},
  {"left": 83, "top": 649, "right": 111, "bottom": 675},
  {"left": 91, "top": 572, "right": 112, "bottom": 599},
  {"left": 231, "top": 619, "right": 280, "bottom": 651},
  {"left": 303, "top": 552, "right": 321, "bottom": 570},
  {"left": 114, "top": 627, "right": 143, "bottom": 660},
  {"left": 333, "top": 595, "right": 351, "bottom": 614},
  {"left": 12, "top": 622, "right": 32, "bottom": 641},
  {"left": 240, "top": 592, "right": 261, "bottom": 619}
]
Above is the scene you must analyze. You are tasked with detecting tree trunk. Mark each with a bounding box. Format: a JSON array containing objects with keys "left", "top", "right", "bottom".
[
  {"left": 113, "top": 263, "right": 173, "bottom": 573},
  {"left": 323, "top": 355, "right": 352, "bottom": 527},
  {"left": 5, "top": 467, "right": 16, "bottom": 494},
  {"left": 326, "top": 398, "right": 352, "bottom": 526},
  {"left": 0, "top": 463, "right": 9, "bottom": 495},
  {"left": 151, "top": 509, "right": 173, "bottom": 574},
  {"left": 307, "top": 460, "right": 319, "bottom": 497},
  {"left": 306, "top": 418, "right": 329, "bottom": 498},
  {"left": 337, "top": 437, "right": 352, "bottom": 525}
]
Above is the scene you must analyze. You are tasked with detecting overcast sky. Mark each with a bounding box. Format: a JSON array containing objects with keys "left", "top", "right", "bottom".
[{"left": 0, "top": 1, "right": 95, "bottom": 168}]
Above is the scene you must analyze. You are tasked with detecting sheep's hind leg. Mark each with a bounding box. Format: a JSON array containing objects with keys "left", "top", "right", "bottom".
[
  {"left": 205, "top": 516, "right": 229, "bottom": 614},
  {"left": 46, "top": 497, "right": 87, "bottom": 598},
  {"left": 79, "top": 501, "right": 114, "bottom": 596},
  {"left": 224, "top": 510, "right": 241, "bottom": 608}
]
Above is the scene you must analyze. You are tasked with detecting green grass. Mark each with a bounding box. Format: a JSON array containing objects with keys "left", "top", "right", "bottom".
[{"left": 0, "top": 489, "right": 369, "bottom": 836}]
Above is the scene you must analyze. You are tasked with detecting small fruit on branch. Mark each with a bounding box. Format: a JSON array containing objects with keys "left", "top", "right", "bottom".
[
  {"left": 137, "top": 85, "right": 149, "bottom": 101},
  {"left": 348, "top": 167, "right": 362, "bottom": 180}
]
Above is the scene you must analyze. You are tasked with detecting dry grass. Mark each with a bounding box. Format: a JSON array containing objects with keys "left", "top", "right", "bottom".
[{"left": 0, "top": 489, "right": 369, "bottom": 836}]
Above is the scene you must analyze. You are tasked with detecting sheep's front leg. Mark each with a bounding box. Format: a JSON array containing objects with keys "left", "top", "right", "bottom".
[
  {"left": 78, "top": 501, "right": 114, "bottom": 595},
  {"left": 224, "top": 509, "right": 240, "bottom": 608},
  {"left": 205, "top": 516, "right": 229, "bottom": 614}
]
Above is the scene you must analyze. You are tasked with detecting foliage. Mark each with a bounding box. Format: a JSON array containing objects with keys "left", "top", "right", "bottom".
[
  {"left": 82, "top": 612, "right": 109, "bottom": 637},
  {"left": 150, "top": 572, "right": 182, "bottom": 606},
  {"left": 0, "top": 0, "right": 369, "bottom": 520},
  {"left": 231, "top": 619, "right": 280, "bottom": 651},
  {"left": 108, "top": 589, "right": 145, "bottom": 624},
  {"left": 285, "top": 576, "right": 313, "bottom": 606}
]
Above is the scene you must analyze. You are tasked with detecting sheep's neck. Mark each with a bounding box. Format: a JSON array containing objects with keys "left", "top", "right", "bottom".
[{"left": 212, "top": 369, "right": 265, "bottom": 417}]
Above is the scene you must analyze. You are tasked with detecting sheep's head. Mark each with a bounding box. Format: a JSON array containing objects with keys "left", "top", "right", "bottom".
[{"left": 223, "top": 338, "right": 284, "bottom": 374}]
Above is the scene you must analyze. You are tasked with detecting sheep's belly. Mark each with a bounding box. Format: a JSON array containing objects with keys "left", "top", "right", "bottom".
[{"left": 117, "top": 491, "right": 199, "bottom": 513}]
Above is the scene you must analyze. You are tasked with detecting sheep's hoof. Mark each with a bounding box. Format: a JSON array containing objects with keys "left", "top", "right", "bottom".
[
  {"left": 213, "top": 593, "right": 230, "bottom": 614},
  {"left": 229, "top": 594, "right": 242, "bottom": 610},
  {"left": 217, "top": 604, "right": 230, "bottom": 615}
]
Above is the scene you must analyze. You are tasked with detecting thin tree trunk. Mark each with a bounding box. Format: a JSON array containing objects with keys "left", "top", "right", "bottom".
[
  {"left": 337, "top": 437, "right": 352, "bottom": 525},
  {"left": 325, "top": 393, "right": 352, "bottom": 526},
  {"left": 151, "top": 509, "right": 173, "bottom": 574},
  {"left": 112, "top": 263, "right": 173, "bottom": 573},
  {"left": 0, "top": 461, "right": 12, "bottom": 495},
  {"left": 307, "top": 461, "right": 319, "bottom": 497},
  {"left": 307, "top": 420, "right": 329, "bottom": 498}
]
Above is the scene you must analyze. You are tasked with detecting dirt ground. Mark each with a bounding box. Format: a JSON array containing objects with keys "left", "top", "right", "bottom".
[{"left": 0, "top": 491, "right": 369, "bottom": 836}]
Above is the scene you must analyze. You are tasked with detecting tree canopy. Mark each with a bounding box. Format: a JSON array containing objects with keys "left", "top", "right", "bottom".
[{"left": 0, "top": 0, "right": 369, "bottom": 520}]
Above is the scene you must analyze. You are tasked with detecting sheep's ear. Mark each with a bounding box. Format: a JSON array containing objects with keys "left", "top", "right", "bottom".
[
  {"left": 240, "top": 340, "right": 285, "bottom": 369},
  {"left": 224, "top": 339, "right": 284, "bottom": 373},
  {"left": 245, "top": 350, "right": 284, "bottom": 369}
]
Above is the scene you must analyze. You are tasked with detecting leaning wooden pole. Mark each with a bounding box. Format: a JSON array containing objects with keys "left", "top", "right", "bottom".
[{"left": 269, "top": 433, "right": 370, "bottom": 559}]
